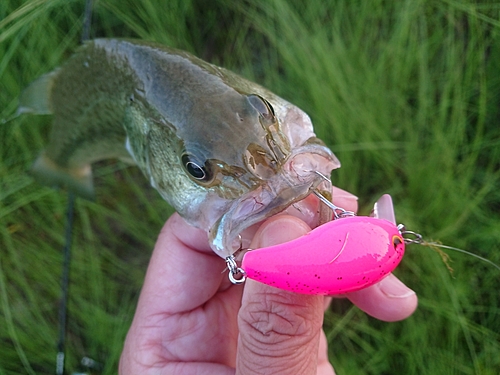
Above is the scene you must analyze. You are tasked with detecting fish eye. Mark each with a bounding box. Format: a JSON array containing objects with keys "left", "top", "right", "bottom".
[
  {"left": 248, "top": 95, "right": 275, "bottom": 119},
  {"left": 181, "top": 153, "right": 213, "bottom": 182}
]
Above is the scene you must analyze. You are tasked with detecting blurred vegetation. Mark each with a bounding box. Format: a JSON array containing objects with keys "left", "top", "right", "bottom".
[{"left": 1, "top": 0, "right": 499, "bottom": 374}]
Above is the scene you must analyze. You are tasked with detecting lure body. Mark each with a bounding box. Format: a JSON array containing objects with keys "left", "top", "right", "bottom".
[
  {"left": 242, "top": 216, "right": 405, "bottom": 295},
  {"left": 19, "top": 39, "right": 339, "bottom": 257}
]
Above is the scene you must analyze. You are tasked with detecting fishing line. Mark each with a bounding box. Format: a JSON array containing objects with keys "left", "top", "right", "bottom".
[
  {"left": 56, "top": 1, "right": 93, "bottom": 374},
  {"left": 420, "top": 241, "right": 500, "bottom": 273},
  {"left": 397, "top": 224, "right": 500, "bottom": 271},
  {"left": 397, "top": 224, "right": 500, "bottom": 272}
]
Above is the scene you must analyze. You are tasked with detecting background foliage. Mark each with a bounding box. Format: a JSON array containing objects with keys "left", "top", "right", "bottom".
[{"left": 1, "top": 0, "right": 499, "bottom": 374}]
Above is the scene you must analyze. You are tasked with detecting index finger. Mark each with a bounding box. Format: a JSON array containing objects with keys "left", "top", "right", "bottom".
[{"left": 135, "top": 213, "right": 226, "bottom": 317}]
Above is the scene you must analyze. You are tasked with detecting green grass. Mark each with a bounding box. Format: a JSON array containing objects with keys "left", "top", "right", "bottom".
[{"left": 1, "top": 0, "right": 500, "bottom": 374}]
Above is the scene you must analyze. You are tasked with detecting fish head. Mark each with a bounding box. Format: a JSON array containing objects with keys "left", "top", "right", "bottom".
[{"left": 140, "top": 66, "right": 340, "bottom": 258}]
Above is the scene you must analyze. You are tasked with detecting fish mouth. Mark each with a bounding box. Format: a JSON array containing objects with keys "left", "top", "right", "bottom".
[{"left": 208, "top": 144, "right": 340, "bottom": 258}]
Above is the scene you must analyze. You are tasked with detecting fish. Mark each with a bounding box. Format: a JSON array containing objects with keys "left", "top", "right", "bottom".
[{"left": 19, "top": 38, "right": 340, "bottom": 259}]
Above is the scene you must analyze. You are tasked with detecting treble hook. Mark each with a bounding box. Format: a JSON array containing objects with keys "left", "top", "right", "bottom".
[
  {"left": 313, "top": 190, "right": 355, "bottom": 219},
  {"left": 312, "top": 171, "right": 355, "bottom": 219}
]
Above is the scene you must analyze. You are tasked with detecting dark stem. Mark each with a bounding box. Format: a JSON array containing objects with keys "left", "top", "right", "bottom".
[
  {"left": 81, "top": 0, "right": 93, "bottom": 43},
  {"left": 56, "top": 0, "right": 93, "bottom": 372},
  {"left": 56, "top": 192, "right": 76, "bottom": 375}
]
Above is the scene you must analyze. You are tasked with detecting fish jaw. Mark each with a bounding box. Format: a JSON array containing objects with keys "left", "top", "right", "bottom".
[{"left": 208, "top": 144, "right": 340, "bottom": 258}]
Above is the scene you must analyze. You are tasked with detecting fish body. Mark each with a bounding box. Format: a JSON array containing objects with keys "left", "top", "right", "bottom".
[{"left": 20, "top": 39, "right": 340, "bottom": 258}]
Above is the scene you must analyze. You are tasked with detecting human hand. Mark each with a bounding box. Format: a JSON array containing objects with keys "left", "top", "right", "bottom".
[{"left": 119, "top": 187, "right": 418, "bottom": 375}]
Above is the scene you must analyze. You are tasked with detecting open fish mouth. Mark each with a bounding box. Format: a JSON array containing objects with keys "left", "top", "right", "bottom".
[{"left": 208, "top": 143, "right": 340, "bottom": 258}]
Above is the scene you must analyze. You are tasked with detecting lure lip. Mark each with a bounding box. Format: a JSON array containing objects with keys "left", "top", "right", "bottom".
[{"left": 240, "top": 215, "right": 405, "bottom": 295}]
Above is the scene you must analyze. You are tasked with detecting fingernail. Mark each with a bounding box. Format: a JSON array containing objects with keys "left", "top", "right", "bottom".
[
  {"left": 332, "top": 186, "right": 358, "bottom": 201},
  {"left": 256, "top": 216, "right": 310, "bottom": 248},
  {"left": 378, "top": 275, "right": 416, "bottom": 299}
]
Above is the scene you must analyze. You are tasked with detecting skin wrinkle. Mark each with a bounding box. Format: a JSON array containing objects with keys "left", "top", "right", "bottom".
[
  {"left": 238, "top": 289, "right": 323, "bottom": 374},
  {"left": 130, "top": 315, "right": 176, "bottom": 366},
  {"left": 128, "top": 290, "right": 241, "bottom": 374},
  {"left": 159, "top": 307, "right": 231, "bottom": 362},
  {"left": 127, "top": 327, "right": 167, "bottom": 370},
  {"left": 175, "top": 289, "right": 240, "bottom": 365},
  {"left": 244, "top": 299, "right": 317, "bottom": 339},
  {"left": 237, "top": 326, "right": 321, "bottom": 375},
  {"left": 238, "top": 355, "right": 317, "bottom": 375},
  {"left": 130, "top": 286, "right": 239, "bottom": 368},
  {"left": 239, "top": 314, "right": 320, "bottom": 353}
]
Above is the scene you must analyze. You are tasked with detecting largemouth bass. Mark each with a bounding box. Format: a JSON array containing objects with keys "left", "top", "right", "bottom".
[{"left": 19, "top": 39, "right": 340, "bottom": 258}]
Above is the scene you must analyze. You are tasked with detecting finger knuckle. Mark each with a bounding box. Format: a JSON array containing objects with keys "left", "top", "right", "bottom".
[{"left": 239, "top": 291, "right": 321, "bottom": 354}]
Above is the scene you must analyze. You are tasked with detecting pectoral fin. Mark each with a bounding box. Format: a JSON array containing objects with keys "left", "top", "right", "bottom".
[
  {"left": 17, "top": 70, "right": 59, "bottom": 115},
  {"left": 31, "top": 154, "right": 95, "bottom": 200}
]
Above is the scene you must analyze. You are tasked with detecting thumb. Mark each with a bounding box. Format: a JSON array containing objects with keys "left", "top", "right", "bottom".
[{"left": 236, "top": 215, "right": 325, "bottom": 375}]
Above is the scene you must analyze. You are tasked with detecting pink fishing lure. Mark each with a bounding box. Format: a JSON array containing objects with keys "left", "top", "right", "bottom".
[{"left": 241, "top": 216, "right": 405, "bottom": 295}]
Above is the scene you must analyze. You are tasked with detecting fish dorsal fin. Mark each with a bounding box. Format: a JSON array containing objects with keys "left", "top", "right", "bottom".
[{"left": 17, "top": 70, "right": 59, "bottom": 115}]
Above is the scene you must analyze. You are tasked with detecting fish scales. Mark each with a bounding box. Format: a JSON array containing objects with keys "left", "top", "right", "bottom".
[{"left": 20, "top": 38, "right": 341, "bottom": 257}]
